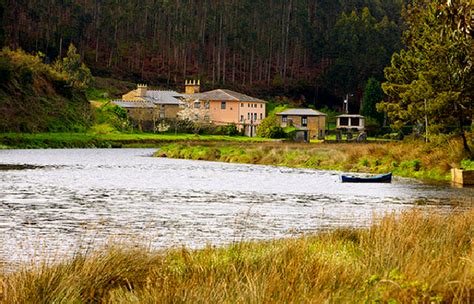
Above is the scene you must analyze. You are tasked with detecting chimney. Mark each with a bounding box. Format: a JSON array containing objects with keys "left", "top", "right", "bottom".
[
  {"left": 185, "top": 79, "right": 200, "bottom": 95},
  {"left": 137, "top": 84, "right": 147, "bottom": 97}
]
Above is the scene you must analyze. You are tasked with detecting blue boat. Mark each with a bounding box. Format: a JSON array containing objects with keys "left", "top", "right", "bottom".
[{"left": 341, "top": 172, "right": 392, "bottom": 183}]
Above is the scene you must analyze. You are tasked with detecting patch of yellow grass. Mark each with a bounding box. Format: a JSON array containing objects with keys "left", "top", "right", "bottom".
[{"left": 1, "top": 207, "right": 472, "bottom": 303}]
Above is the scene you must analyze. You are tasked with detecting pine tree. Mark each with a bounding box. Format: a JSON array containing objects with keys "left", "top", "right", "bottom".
[
  {"left": 379, "top": 0, "right": 472, "bottom": 155},
  {"left": 55, "top": 44, "right": 92, "bottom": 89},
  {"left": 360, "top": 77, "right": 384, "bottom": 125}
]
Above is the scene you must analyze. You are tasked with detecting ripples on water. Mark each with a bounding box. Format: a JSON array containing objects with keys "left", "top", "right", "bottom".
[{"left": 0, "top": 148, "right": 472, "bottom": 264}]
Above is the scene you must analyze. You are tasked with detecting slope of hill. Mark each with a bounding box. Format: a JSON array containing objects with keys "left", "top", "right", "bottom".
[{"left": 0, "top": 49, "right": 93, "bottom": 132}]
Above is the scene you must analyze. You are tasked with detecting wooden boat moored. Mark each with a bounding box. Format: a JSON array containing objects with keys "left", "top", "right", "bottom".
[{"left": 341, "top": 172, "right": 392, "bottom": 183}]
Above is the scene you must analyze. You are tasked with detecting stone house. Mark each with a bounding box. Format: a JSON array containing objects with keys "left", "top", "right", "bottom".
[
  {"left": 276, "top": 109, "right": 327, "bottom": 142},
  {"left": 111, "top": 84, "right": 185, "bottom": 131},
  {"left": 185, "top": 82, "right": 266, "bottom": 137}
]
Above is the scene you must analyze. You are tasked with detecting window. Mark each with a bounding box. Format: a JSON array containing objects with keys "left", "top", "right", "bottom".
[
  {"left": 160, "top": 105, "right": 165, "bottom": 118},
  {"left": 254, "top": 113, "right": 257, "bottom": 121},
  {"left": 240, "top": 115, "right": 244, "bottom": 122},
  {"left": 221, "top": 101, "right": 226, "bottom": 109},
  {"left": 248, "top": 113, "right": 251, "bottom": 120},
  {"left": 194, "top": 102, "right": 201, "bottom": 109},
  {"left": 260, "top": 113, "right": 263, "bottom": 120},
  {"left": 351, "top": 117, "right": 360, "bottom": 126},
  {"left": 241, "top": 103, "right": 244, "bottom": 107},
  {"left": 282, "top": 115, "right": 287, "bottom": 122},
  {"left": 260, "top": 104, "right": 263, "bottom": 108},
  {"left": 339, "top": 117, "right": 349, "bottom": 126},
  {"left": 204, "top": 101, "right": 210, "bottom": 109},
  {"left": 301, "top": 116, "right": 308, "bottom": 127}
]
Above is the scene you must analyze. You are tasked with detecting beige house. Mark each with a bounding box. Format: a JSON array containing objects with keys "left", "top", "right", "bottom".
[
  {"left": 185, "top": 82, "right": 266, "bottom": 137},
  {"left": 111, "top": 84, "right": 185, "bottom": 131},
  {"left": 276, "top": 109, "right": 327, "bottom": 142}
]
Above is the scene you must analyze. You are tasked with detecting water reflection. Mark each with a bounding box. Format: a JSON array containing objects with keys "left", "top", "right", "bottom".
[{"left": 0, "top": 148, "right": 472, "bottom": 264}]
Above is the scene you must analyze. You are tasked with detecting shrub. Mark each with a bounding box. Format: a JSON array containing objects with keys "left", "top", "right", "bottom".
[
  {"left": 0, "top": 56, "right": 13, "bottom": 84},
  {"left": 216, "top": 123, "right": 239, "bottom": 136}
]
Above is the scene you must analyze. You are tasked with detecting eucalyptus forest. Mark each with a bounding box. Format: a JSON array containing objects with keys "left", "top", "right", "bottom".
[{"left": 1, "top": 0, "right": 405, "bottom": 100}]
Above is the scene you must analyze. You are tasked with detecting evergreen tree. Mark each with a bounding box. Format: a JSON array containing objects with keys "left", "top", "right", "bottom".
[
  {"left": 55, "top": 44, "right": 92, "bottom": 89},
  {"left": 360, "top": 77, "right": 384, "bottom": 125},
  {"left": 379, "top": 0, "right": 472, "bottom": 155}
]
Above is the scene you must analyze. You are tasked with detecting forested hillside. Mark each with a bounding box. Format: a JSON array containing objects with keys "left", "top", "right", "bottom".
[{"left": 1, "top": 0, "right": 405, "bottom": 106}]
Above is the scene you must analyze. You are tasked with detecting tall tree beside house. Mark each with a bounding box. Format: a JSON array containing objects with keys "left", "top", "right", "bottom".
[
  {"left": 379, "top": 0, "right": 473, "bottom": 155},
  {"left": 54, "top": 44, "right": 92, "bottom": 89},
  {"left": 360, "top": 77, "right": 384, "bottom": 125}
]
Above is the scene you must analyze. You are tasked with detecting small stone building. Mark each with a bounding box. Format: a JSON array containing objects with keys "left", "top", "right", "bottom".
[
  {"left": 276, "top": 109, "right": 327, "bottom": 142},
  {"left": 111, "top": 84, "right": 185, "bottom": 131}
]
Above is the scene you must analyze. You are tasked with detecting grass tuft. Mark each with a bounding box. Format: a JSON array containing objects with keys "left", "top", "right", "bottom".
[{"left": 1, "top": 207, "right": 473, "bottom": 303}]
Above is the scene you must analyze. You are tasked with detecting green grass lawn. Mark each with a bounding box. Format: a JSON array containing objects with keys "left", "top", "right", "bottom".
[{"left": 0, "top": 132, "right": 274, "bottom": 149}]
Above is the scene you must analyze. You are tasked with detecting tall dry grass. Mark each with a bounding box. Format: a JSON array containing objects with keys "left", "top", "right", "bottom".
[
  {"left": 157, "top": 138, "right": 469, "bottom": 180},
  {"left": 1, "top": 207, "right": 472, "bottom": 303}
]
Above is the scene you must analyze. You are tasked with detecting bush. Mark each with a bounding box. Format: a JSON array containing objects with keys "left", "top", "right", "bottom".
[
  {"left": 19, "top": 66, "right": 33, "bottom": 85},
  {"left": 0, "top": 56, "right": 13, "bottom": 84},
  {"left": 257, "top": 115, "right": 281, "bottom": 138},
  {"left": 216, "top": 124, "right": 239, "bottom": 136}
]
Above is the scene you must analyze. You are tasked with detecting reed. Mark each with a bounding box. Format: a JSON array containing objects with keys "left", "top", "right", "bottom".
[
  {"left": 1, "top": 207, "right": 472, "bottom": 303},
  {"left": 157, "top": 139, "right": 470, "bottom": 180}
]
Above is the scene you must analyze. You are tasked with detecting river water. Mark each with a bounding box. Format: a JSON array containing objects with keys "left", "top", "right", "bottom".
[{"left": 0, "top": 148, "right": 472, "bottom": 264}]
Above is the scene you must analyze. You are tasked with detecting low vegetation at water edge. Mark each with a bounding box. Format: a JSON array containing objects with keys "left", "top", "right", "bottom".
[
  {"left": 156, "top": 138, "right": 471, "bottom": 181},
  {"left": 0, "top": 207, "right": 472, "bottom": 303}
]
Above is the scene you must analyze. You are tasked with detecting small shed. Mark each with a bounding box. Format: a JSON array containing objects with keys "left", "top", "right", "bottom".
[{"left": 336, "top": 114, "right": 365, "bottom": 131}]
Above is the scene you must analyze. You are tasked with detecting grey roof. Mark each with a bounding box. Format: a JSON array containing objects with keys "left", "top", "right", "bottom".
[
  {"left": 111, "top": 90, "right": 185, "bottom": 108},
  {"left": 145, "top": 90, "right": 185, "bottom": 105},
  {"left": 336, "top": 114, "right": 364, "bottom": 118},
  {"left": 111, "top": 100, "right": 156, "bottom": 108},
  {"left": 276, "top": 108, "right": 327, "bottom": 116},
  {"left": 189, "top": 89, "right": 265, "bottom": 103}
]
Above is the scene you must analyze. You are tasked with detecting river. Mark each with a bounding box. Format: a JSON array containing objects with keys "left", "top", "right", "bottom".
[{"left": 0, "top": 148, "right": 472, "bottom": 264}]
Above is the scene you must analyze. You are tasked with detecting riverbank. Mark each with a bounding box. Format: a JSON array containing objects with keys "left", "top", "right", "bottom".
[
  {"left": 0, "top": 132, "right": 271, "bottom": 149},
  {"left": 156, "top": 140, "right": 470, "bottom": 181},
  {"left": 1, "top": 207, "right": 472, "bottom": 303}
]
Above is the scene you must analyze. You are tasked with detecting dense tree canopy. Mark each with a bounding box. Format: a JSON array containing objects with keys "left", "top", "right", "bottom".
[
  {"left": 379, "top": 0, "right": 473, "bottom": 154},
  {"left": 360, "top": 77, "right": 384, "bottom": 125},
  {"left": 1, "top": 0, "right": 405, "bottom": 105}
]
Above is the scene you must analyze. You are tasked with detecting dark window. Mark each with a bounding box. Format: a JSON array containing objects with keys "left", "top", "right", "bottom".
[
  {"left": 194, "top": 102, "right": 200, "bottom": 109},
  {"left": 240, "top": 115, "right": 244, "bottom": 122},
  {"left": 221, "top": 101, "right": 226, "bottom": 109},
  {"left": 282, "top": 115, "right": 287, "bottom": 122},
  {"left": 351, "top": 117, "right": 360, "bottom": 126},
  {"left": 339, "top": 117, "right": 349, "bottom": 126},
  {"left": 241, "top": 103, "right": 244, "bottom": 107},
  {"left": 301, "top": 116, "right": 308, "bottom": 127},
  {"left": 254, "top": 113, "right": 257, "bottom": 120},
  {"left": 260, "top": 113, "right": 263, "bottom": 120},
  {"left": 260, "top": 104, "right": 263, "bottom": 108}
]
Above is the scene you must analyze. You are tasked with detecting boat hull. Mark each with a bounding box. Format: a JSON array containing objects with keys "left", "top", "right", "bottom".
[{"left": 341, "top": 172, "right": 392, "bottom": 183}]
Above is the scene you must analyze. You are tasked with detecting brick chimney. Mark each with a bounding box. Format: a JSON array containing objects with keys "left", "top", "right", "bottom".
[
  {"left": 185, "top": 79, "right": 200, "bottom": 94},
  {"left": 137, "top": 84, "right": 148, "bottom": 97}
]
